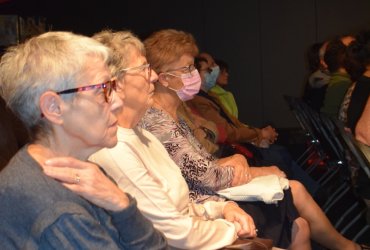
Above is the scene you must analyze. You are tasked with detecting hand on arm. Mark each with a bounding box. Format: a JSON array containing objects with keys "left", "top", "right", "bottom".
[
  {"left": 42, "top": 157, "right": 129, "bottom": 212},
  {"left": 223, "top": 202, "right": 257, "bottom": 238}
]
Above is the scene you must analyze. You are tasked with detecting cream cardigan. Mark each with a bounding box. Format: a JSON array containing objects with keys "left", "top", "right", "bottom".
[{"left": 90, "top": 126, "right": 237, "bottom": 249}]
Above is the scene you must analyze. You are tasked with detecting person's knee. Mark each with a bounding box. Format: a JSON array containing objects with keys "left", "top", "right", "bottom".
[
  {"left": 292, "top": 217, "right": 311, "bottom": 243},
  {"left": 289, "top": 180, "right": 313, "bottom": 207},
  {"left": 289, "top": 180, "right": 308, "bottom": 196}
]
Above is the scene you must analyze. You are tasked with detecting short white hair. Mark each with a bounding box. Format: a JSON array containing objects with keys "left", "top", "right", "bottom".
[
  {"left": 92, "top": 30, "right": 145, "bottom": 78},
  {"left": 0, "top": 31, "right": 111, "bottom": 138}
]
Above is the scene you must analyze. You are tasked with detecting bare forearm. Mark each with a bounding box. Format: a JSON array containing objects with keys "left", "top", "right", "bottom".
[{"left": 355, "top": 96, "right": 370, "bottom": 146}]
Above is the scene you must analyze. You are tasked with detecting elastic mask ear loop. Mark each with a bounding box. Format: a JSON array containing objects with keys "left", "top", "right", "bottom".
[
  {"left": 168, "top": 85, "right": 183, "bottom": 92},
  {"left": 162, "top": 72, "right": 184, "bottom": 92}
]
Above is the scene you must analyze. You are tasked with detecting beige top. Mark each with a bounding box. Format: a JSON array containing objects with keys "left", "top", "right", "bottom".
[{"left": 90, "top": 126, "right": 237, "bottom": 249}]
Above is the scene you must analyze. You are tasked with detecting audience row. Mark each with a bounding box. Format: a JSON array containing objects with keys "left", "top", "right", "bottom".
[
  {"left": 0, "top": 28, "right": 368, "bottom": 249},
  {"left": 303, "top": 31, "right": 370, "bottom": 146}
]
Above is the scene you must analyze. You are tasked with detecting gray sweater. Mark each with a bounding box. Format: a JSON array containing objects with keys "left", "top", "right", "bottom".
[{"left": 0, "top": 146, "right": 167, "bottom": 249}]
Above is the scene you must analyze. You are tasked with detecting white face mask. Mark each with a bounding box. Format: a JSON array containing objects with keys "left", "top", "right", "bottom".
[{"left": 168, "top": 69, "right": 202, "bottom": 101}]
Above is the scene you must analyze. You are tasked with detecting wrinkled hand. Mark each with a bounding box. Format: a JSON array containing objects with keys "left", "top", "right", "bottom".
[
  {"left": 42, "top": 157, "right": 129, "bottom": 212},
  {"left": 250, "top": 165, "right": 286, "bottom": 178},
  {"left": 218, "top": 154, "right": 252, "bottom": 186},
  {"left": 223, "top": 202, "right": 257, "bottom": 238},
  {"left": 261, "top": 126, "right": 278, "bottom": 144}
]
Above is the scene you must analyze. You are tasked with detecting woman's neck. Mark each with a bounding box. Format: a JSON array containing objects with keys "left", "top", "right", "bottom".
[
  {"left": 27, "top": 143, "right": 64, "bottom": 170},
  {"left": 117, "top": 108, "right": 142, "bottom": 129},
  {"left": 28, "top": 133, "right": 92, "bottom": 166},
  {"left": 152, "top": 93, "right": 181, "bottom": 121}
]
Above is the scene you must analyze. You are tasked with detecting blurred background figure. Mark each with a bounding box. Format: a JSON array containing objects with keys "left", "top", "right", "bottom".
[
  {"left": 208, "top": 57, "right": 239, "bottom": 118},
  {"left": 321, "top": 36, "right": 354, "bottom": 118},
  {"left": 303, "top": 41, "right": 331, "bottom": 112},
  {"left": 343, "top": 30, "right": 370, "bottom": 133}
]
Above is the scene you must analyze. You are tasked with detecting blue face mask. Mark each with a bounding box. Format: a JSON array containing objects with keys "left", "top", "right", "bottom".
[{"left": 203, "top": 66, "right": 220, "bottom": 91}]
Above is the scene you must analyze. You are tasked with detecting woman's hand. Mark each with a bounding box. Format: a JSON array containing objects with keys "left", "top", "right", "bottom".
[
  {"left": 223, "top": 202, "right": 257, "bottom": 238},
  {"left": 42, "top": 157, "right": 129, "bottom": 212},
  {"left": 218, "top": 154, "right": 252, "bottom": 186},
  {"left": 250, "top": 165, "right": 286, "bottom": 178},
  {"left": 261, "top": 126, "right": 278, "bottom": 144}
]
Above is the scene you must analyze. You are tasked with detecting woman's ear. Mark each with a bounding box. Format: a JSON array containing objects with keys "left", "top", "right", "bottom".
[
  {"left": 116, "top": 78, "right": 126, "bottom": 94},
  {"left": 39, "top": 91, "right": 64, "bottom": 125},
  {"left": 158, "top": 73, "right": 169, "bottom": 87}
]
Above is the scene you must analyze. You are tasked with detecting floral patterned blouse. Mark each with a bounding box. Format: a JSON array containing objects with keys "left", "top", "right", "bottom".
[{"left": 139, "top": 107, "right": 234, "bottom": 202}]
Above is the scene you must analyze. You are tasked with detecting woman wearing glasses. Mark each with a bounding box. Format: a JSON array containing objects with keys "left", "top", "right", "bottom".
[
  {"left": 0, "top": 31, "right": 166, "bottom": 249},
  {"left": 89, "top": 30, "right": 266, "bottom": 249}
]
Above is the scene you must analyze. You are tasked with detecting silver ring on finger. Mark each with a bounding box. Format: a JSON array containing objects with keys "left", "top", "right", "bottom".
[{"left": 74, "top": 173, "right": 81, "bottom": 184}]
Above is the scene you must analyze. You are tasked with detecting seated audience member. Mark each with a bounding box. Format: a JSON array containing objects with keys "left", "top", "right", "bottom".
[
  {"left": 209, "top": 58, "right": 239, "bottom": 118},
  {"left": 0, "top": 31, "right": 166, "bottom": 249},
  {"left": 344, "top": 30, "right": 370, "bottom": 132},
  {"left": 303, "top": 41, "right": 330, "bottom": 112},
  {"left": 141, "top": 28, "right": 363, "bottom": 250},
  {"left": 338, "top": 34, "right": 365, "bottom": 124},
  {"left": 189, "top": 55, "right": 277, "bottom": 148},
  {"left": 355, "top": 96, "right": 370, "bottom": 146},
  {"left": 186, "top": 53, "right": 319, "bottom": 195},
  {"left": 89, "top": 29, "right": 265, "bottom": 249},
  {"left": 91, "top": 29, "right": 312, "bottom": 249},
  {"left": 177, "top": 59, "right": 251, "bottom": 158},
  {"left": 321, "top": 37, "right": 353, "bottom": 118},
  {"left": 190, "top": 52, "right": 275, "bottom": 145}
]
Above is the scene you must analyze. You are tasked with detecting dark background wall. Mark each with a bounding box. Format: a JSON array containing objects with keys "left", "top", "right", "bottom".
[{"left": 1, "top": 0, "right": 370, "bottom": 128}]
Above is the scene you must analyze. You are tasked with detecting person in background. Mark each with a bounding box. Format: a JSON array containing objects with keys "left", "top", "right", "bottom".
[
  {"left": 355, "top": 96, "right": 370, "bottom": 146},
  {"left": 208, "top": 57, "right": 239, "bottom": 118},
  {"left": 0, "top": 31, "right": 166, "bottom": 249},
  {"left": 187, "top": 52, "right": 278, "bottom": 148},
  {"left": 177, "top": 56, "right": 244, "bottom": 157},
  {"left": 187, "top": 53, "right": 320, "bottom": 196},
  {"left": 344, "top": 30, "right": 370, "bottom": 133},
  {"left": 321, "top": 37, "right": 353, "bottom": 118},
  {"left": 303, "top": 41, "right": 331, "bottom": 111}
]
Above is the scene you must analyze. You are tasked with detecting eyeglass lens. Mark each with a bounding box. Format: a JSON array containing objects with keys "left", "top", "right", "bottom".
[{"left": 104, "top": 80, "right": 117, "bottom": 102}]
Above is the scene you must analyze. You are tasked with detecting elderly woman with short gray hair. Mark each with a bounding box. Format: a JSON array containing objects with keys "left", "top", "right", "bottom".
[{"left": 0, "top": 31, "right": 166, "bottom": 249}]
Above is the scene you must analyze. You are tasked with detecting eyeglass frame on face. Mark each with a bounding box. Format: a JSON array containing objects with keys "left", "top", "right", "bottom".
[
  {"left": 119, "top": 63, "right": 152, "bottom": 83},
  {"left": 162, "top": 64, "right": 196, "bottom": 78},
  {"left": 56, "top": 79, "right": 117, "bottom": 103}
]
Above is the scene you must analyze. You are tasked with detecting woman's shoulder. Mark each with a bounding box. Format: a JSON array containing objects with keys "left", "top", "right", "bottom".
[
  {"left": 140, "top": 107, "right": 164, "bottom": 126},
  {"left": 140, "top": 107, "right": 177, "bottom": 132},
  {"left": 0, "top": 148, "right": 100, "bottom": 232}
]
